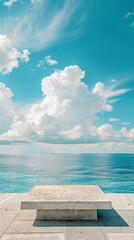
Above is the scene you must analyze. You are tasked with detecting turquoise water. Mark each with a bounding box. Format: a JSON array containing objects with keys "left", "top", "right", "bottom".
[{"left": 0, "top": 154, "right": 134, "bottom": 193}]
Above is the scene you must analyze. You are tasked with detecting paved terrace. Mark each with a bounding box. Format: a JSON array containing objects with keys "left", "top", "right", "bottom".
[{"left": 0, "top": 193, "right": 134, "bottom": 240}]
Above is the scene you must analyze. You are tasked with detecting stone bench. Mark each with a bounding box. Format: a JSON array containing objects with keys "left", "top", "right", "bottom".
[{"left": 21, "top": 185, "right": 112, "bottom": 220}]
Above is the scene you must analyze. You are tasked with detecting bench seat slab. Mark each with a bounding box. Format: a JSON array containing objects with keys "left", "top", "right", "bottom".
[{"left": 21, "top": 185, "right": 112, "bottom": 220}]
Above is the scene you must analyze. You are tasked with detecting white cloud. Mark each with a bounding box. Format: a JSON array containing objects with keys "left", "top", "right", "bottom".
[
  {"left": 21, "top": 49, "right": 30, "bottom": 62},
  {"left": 109, "top": 118, "right": 120, "bottom": 122},
  {"left": 125, "top": 12, "right": 134, "bottom": 18},
  {"left": 0, "top": 1, "right": 85, "bottom": 51},
  {"left": 3, "top": 0, "right": 17, "bottom": 7},
  {"left": 97, "top": 124, "right": 114, "bottom": 139},
  {"left": 119, "top": 127, "right": 134, "bottom": 139},
  {"left": 0, "top": 65, "right": 131, "bottom": 145},
  {"left": 59, "top": 125, "right": 82, "bottom": 140},
  {"left": 0, "top": 83, "right": 14, "bottom": 134},
  {"left": 45, "top": 55, "right": 58, "bottom": 66},
  {"left": 92, "top": 82, "right": 129, "bottom": 112},
  {"left": 92, "top": 82, "right": 129, "bottom": 99},
  {"left": 36, "top": 55, "right": 58, "bottom": 69},
  {"left": 122, "top": 122, "right": 130, "bottom": 125},
  {"left": 110, "top": 79, "right": 116, "bottom": 83},
  {"left": 0, "top": 35, "right": 30, "bottom": 74},
  {"left": 89, "top": 124, "right": 134, "bottom": 142}
]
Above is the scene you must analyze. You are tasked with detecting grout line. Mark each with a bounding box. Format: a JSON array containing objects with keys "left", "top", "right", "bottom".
[
  {"left": 0, "top": 211, "right": 19, "bottom": 238},
  {"left": 100, "top": 226, "right": 108, "bottom": 240},
  {"left": 0, "top": 194, "right": 16, "bottom": 204},
  {"left": 0, "top": 195, "right": 25, "bottom": 237}
]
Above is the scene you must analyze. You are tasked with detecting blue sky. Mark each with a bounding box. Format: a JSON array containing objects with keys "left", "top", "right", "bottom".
[{"left": 0, "top": 0, "right": 134, "bottom": 154}]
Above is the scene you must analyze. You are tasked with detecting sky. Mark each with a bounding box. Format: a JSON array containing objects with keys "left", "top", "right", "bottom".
[{"left": 0, "top": 0, "right": 134, "bottom": 154}]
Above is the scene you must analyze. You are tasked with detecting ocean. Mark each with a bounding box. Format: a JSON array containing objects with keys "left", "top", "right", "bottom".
[{"left": 0, "top": 154, "right": 134, "bottom": 193}]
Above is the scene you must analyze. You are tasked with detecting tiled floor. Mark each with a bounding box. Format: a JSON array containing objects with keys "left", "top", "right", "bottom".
[{"left": 0, "top": 193, "right": 134, "bottom": 240}]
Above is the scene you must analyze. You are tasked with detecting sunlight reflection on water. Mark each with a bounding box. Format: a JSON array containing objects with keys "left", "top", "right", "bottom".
[{"left": 0, "top": 154, "right": 134, "bottom": 193}]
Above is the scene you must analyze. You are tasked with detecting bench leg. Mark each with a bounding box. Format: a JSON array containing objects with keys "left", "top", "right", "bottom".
[{"left": 36, "top": 209, "right": 97, "bottom": 221}]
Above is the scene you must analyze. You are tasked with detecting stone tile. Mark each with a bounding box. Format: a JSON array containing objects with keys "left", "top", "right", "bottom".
[
  {"left": 0, "top": 204, "right": 19, "bottom": 213},
  {"left": 122, "top": 217, "right": 134, "bottom": 229},
  {"left": 0, "top": 213, "right": 17, "bottom": 223},
  {"left": 1, "top": 193, "right": 134, "bottom": 240},
  {"left": 126, "top": 194, "right": 134, "bottom": 205},
  {"left": 0, "top": 221, "right": 13, "bottom": 238},
  {"left": 100, "top": 208, "right": 134, "bottom": 239},
  {"left": 107, "top": 233, "right": 134, "bottom": 240},
  {"left": 106, "top": 194, "right": 134, "bottom": 210},
  {"left": 0, "top": 233, "right": 65, "bottom": 240},
  {"left": 15, "top": 210, "right": 36, "bottom": 221},
  {"left": 0, "top": 212, "right": 17, "bottom": 238},
  {"left": 117, "top": 210, "right": 134, "bottom": 218},
  {"left": 0, "top": 194, "right": 13, "bottom": 204},
  {"left": 0, "top": 194, "right": 26, "bottom": 205},
  {"left": 66, "top": 226, "right": 105, "bottom": 240},
  {"left": 0, "top": 194, "right": 26, "bottom": 213},
  {"left": 101, "top": 225, "right": 134, "bottom": 240},
  {"left": 6, "top": 220, "right": 66, "bottom": 234}
]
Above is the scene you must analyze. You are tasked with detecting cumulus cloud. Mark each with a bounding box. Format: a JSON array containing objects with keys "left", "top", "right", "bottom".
[
  {"left": 0, "top": 65, "right": 131, "bottom": 145},
  {"left": 59, "top": 125, "right": 82, "bottom": 140},
  {"left": 3, "top": 0, "right": 17, "bottom": 7},
  {"left": 0, "top": 35, "right": 30, "bottom": 74},
  {"left": 21, "top": 49, "right": 30, "bottom": 62},
  {"left": 97, "top": 124, "right": 114, "bottom": 139},
  {"left": 0, "top": 83, "right": 14, "bottom": 134},
  {"left": 89, "top": 124, "right": 134, "bottom": 142}
]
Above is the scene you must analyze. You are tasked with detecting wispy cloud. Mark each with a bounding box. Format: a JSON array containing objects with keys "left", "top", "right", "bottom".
[
  {"left": 130, "top": 21, "right": 134, "bottom": 27},
  {"left": 122, "top": 122, "right": 130, "bottom": 125},
  {"left": 110, "top": 79, "right": 116, "bottom": 83},
  {"left": 109, "top": 118, "right": 120, "bottom": 122},
  {"left": 36, "top": 60, "right": 44, "bottom": 68},
  {"left": 0, "top": 0, "right": 85, "bottom": 51},
  {"left": 36, "top": 55, "right": 58, "bottom": 69},
  {"left": 92, "top": 82, "right": 129, "bottom": 99},
  {"left": 125, "top": 12, "right": 134, "bottom": 18}
]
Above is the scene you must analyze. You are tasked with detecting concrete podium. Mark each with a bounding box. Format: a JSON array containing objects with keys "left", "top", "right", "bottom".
[{"left": 21, "top": 185, "right": 112, "bottom": 220}]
